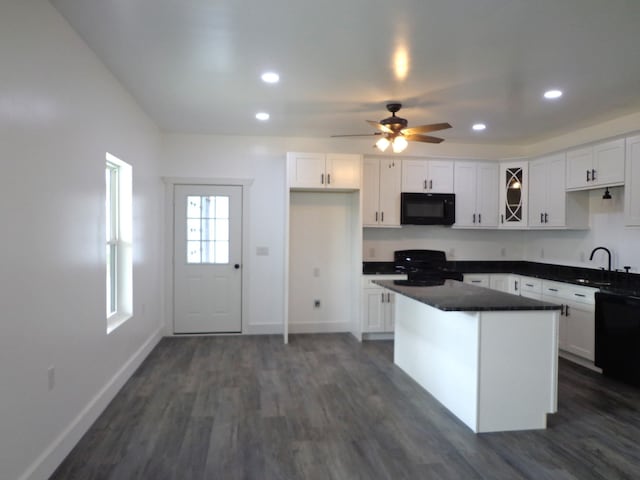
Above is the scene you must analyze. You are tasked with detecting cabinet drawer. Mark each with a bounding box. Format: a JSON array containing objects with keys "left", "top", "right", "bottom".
[
  {"left": 564, "top": 285, "right": 597, "bottom": 305},
  {"left": 541, "top": 280, "right": 570, "bottom": 298},
  {"left": 463, "top": 274, "right": 490, "bottom": 288},
  {"left": 520, "top": 276, "right": 542, "bottom": 294}
]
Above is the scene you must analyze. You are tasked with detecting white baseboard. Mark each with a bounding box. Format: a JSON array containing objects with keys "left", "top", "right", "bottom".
[
  {"left": 362, "top": 332, "right": 394, "bottom": 341},
  {"left": 244, "top": 323, "right": 283, "bottom": 335},
  {"left": 559, "top": 350, "right": 602, "bottom": 373},
  {"left": 20, "top": 328, "right": 163, "bottom": 480},
  {"left": 288, "top": 322, "right": 351, "bottom": 334}
]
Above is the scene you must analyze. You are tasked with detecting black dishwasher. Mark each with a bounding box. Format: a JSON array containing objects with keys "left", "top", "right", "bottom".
[{"left": 595, "top": 291, "right": 640, "bottom": 386}]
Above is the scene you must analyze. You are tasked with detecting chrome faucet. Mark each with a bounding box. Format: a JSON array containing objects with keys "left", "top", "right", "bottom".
[{"left": 589, "top": 246, "right": 612, "bottom": 271}]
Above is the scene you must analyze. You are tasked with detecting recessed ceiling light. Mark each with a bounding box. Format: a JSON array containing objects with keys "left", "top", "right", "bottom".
[
  {"left": 472, "top": 123, "right": 486, "bottom": 131},
  {"left": 261, "top": 72, "right": 280, "bottom": 84},
  {"left": 544, "top": 89, "right": 563, "bottom": 99},
  {"left": 255, "top": 112, "right": 270, "bottom": 121}
]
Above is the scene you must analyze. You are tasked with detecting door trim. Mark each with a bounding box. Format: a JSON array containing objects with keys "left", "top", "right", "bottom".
[{"left": 163, "top": 177, "right": 253, "bottom": 336}]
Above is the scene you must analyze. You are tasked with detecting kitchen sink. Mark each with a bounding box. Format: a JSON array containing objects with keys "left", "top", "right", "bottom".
[{"left": 574, "top": 278, "right": 612, "bottom": 287}]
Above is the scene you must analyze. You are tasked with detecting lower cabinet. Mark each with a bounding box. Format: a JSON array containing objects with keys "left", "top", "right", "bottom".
[
  {"left": 463, "top": 274, "right": 490, "bottom": 288},
  {"left": 362, "top": 275, "right": 406, "bottom": 335},
  {"left": 541, "top": 280, "right": 596, "bottom": 361}
]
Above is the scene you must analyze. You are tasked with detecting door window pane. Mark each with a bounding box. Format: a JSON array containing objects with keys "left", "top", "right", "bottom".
[{"left": 186, "top": 195, "right": 230, "bottom": 264}]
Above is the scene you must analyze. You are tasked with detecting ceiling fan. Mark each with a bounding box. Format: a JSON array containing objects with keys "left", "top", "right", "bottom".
[{"left": 332, "top": 103, "right": 452, "bottom": 153}]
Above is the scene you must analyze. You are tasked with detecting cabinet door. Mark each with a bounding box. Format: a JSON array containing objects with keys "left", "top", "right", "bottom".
[
  {"left": 428, "top": 160, "right": 454, "bottom": 193},
  {"left": 499, "top": 161, "right": 528, "bottom": 228},
  {"left": 593, "top": 138, "right": 625, "bottom": 186},
  {"left": 489, "top": 274, "right": 509, "bottom": 293},
  {"left": 544, "top": 153, "right": 567, "bottom": 227},
  {"left": 363, "top": 290, "right": 385, "bottom": 332},
  {"left": 402, "top": 159, "right": 428, "bottom": 192},
  {"left": 528, "top": 158, "right": 547, "bottom": 227},
  {"left": 566, "top": 147, "right": 592, "bottom": 189},
  {"left": 564, "top": 301, "right": 595, "bottom": 361},
  {"left": 362, "top": 158, "right": 381, "bottom": 226},
  {"left": 454, "top": 161, "right": 478, "bottom": 227},
  {"left": 378, "top": 158, "right": 402, "bottom": 226},
  {"left": 326, "top": 154, "right": 361, "bottom": 189},
  {"left": 476, "top": 162, "right": 499, "bottom": 227},
  {"left": 383, "top": 292, "right": 396, "bottom": 332},
  {"left": 287, "top": 152, "right": 326, "bottom": 188},
  {"left": 625, "top": 135, "right": 640, "bottom": 226}
]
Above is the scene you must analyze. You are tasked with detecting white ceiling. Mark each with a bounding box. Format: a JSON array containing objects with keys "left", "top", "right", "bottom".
[{"left": 51, "top": 0, "right": 640, "bottom": 145}]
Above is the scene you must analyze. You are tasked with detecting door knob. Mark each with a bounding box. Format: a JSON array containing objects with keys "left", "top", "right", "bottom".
[{"left": 234, "top": 264, "right": 240, "bottom": 269}]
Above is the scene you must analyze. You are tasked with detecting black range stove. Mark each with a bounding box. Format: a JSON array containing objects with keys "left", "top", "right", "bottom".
[{"left": 393, "top": 249, "right": 463, "bottom": 286}]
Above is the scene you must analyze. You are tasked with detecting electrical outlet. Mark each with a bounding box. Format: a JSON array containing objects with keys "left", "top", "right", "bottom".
[
  {"left": 448, "top": 248, "right": 455, "bottom": 259},
  {"left": 500, "top": 247, "right": 506, "bottom": 258},
  {"left": 48, "top": 366, "right": 55, "bottom": 391},
  {"left": 256, "top": 246, "right": 269, "bottom": 256},
  {"left": 368, "top": 247, "right": 376, "bottom": 258},
  {"left": 540, "top": 248, "right": 545, "bottom": 259},
  {"left": 313, "top": 268, "right": 320, "bottom": 277},
  {"left": 314, "top": 300, "right": 321, "bottom": 308},
  {"left": 579, "top": 251, "right": 585, "bottom": 262}
]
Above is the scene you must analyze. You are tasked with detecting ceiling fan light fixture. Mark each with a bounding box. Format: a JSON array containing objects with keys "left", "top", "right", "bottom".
[
  {"left": 602, "top": 187, "right": 612, "bottom": 200},
  {"left": 261, "top": 72, "right": 280, "bottom": 84},
  {"left": 472, "top": 123, "right": 486, "bottom": 131},
  {"left": 255, "top": 112, "right": 270, "bottom": 121},
  {"left": 376, "top": 136, "right": 391, "bottom": 152},
  {"left": 392, "top": 136, "right": 408, "bottom": 153},
  {"left": 544, "top": 89, "right": 563, "bottom": 99}
]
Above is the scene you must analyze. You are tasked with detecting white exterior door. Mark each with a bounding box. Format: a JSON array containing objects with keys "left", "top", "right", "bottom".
[{"left": 174, "top": 185, "right": 242, "bottom": 334}]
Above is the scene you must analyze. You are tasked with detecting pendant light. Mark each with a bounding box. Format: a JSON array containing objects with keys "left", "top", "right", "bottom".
[{"left": 602, "top": 187, "right": 612, "bottom": 200}]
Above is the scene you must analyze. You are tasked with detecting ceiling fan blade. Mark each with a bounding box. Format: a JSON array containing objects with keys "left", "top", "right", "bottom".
[
  {"left": 404, "top": 134, "right": 445, "bottom": 144},
  {"left": 401, "top": 122, "right": 452, "bottom": 136},
  {"left": 331, "top": 133, "right": 381, "bottom": 138},
  {"left": 366, "top": 120, "right": 394, "bottom": 134}
]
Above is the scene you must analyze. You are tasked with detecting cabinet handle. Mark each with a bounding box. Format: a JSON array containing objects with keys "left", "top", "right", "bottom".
[
  {"left": 321, "top": 173, "right": 325, "bottom": 184},
  {"left": 478, "top": 213, "right": 481, "bottom": 223},
  {"left": 387, "top": 293, "right": 391, "bottom": 302},
  {"left": 514, "top": 280, "right": 518, "bottom": 291},
  {"left": 560, "top": 304, "right": 565, "bottom": 316},
  {"left": 471, "top": 280, "right": 481, "bottom": 283},
  {"left": 429, "top": 179, "right": 433, "bottom": 189},
  {"left": 586, "top": 170, "right": 591, "bottom": 182},
  {"left": 544, "top": 213, "right": 548, "bottom": 223},
  {"left": 381, "top": 212, "right": 384, "bottom": 222},
  {"left": 548, "top": 288, "right": 558, "bottom": 292},
  {"left": 540, "top": 212, "right": 544, "bottom": 223},
  {"left": 526, "top": 283, "right": 534, "bottom": 287},
  {"left": 381, "top": 292, "right": 385, "bottom": 303},
  {"left": 565, "top": 305, "right": 570, "bottom": 316},
  {"left": 424, "top": 180, "right": 427, "bottom": 190},
  {"left": 574, "top": 293, "right": 586, "bottom": 298},
  {"left": 501, "top": 214, "right": 504, "bottom": 224},
  {"left": 375, "top": 211, "right": 378, "bottom": 222},
  {"left": 591, "top": 169, "right": 596, "bottom": 181},
  {"left": 473, "top": 213, "right": 476, "bottom": 224},
  {"left": 327, "top": 173, "right": 331, "bottom": 185}
]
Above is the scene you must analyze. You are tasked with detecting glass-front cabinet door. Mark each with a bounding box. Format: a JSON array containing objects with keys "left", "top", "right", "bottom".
[{"left": 499, "top": 161, "right": 528, "bottom": 228}]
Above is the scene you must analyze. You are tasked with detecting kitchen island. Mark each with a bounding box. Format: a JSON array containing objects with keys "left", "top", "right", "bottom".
[{"left": 375, "top": 279, "right": 562, "bottom": 433}]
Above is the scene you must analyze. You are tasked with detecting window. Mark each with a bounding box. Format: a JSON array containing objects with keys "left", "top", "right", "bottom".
[
  {"left": 105, "top": 152, "right": 132, "bottom": 333},
  {"left": 186, "top": 195, "right": 230, "bottom": 264}
]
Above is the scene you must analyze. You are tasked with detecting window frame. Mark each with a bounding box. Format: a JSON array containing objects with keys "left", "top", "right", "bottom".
[{"left": 105, "top": 152, "right": 133, "bottom": 333}]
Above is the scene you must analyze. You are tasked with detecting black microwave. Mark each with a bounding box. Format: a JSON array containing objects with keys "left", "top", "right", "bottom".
[{"left": 400, "top": 193, "right": 455, "bottom": 225}]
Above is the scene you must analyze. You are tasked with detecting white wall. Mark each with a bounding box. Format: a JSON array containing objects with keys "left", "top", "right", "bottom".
[{"left": 0, "top": 2, "right": 163, "bottom": 480}]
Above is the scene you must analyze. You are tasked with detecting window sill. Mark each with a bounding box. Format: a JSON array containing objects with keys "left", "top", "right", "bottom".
[{"left": 107, "top": 312, "right": 132, "bottom": 334}]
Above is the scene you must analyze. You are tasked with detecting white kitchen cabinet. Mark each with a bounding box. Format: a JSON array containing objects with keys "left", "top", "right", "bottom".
[
  {"left": 463, "top": 273, "right": 490, "bottom": 288},
  {"left": 362, "top": 275, "right": 405, "bottom": 334},
  {"left": 519, "top": 276, "right": 543, "bottom": 300},
  {"left": 402, "top": 159, "right": 454, "bottom": 193},
  {"left": 541, "top": 280, "right": 596, "bottom": 361},
  {"left": 453, "top": 161, "right": 499, "bottom": 228},
  {"left": 363, "top": 156, "right": 402, "bottom": 227},
  {"left": 489, "top": 274, "right": 520, "bottom": 294},
  {"left": 529, "top": 153, "right": 589, "bottom": 229},
  {"left": 499, "top": 161, "right": 528, "bottom": 228},
  {"left": 625, "top": 135, "right": 640, "bottom": 226},
  {"left": 287, "top": 152, "right": 361, "bottom": 190},
  {"left": 566, "top": 138, "right": 625, "bottom": 190}
]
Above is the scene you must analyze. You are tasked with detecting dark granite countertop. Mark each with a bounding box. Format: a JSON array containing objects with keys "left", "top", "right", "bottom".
[
  {"left": 374, "top": 279, "right": 563, "bottom": 312},
  {"left": 363, "top": 260, "right": 640, "bottom": 296}
]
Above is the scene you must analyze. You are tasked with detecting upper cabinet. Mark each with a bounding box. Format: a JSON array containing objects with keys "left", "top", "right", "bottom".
[
  {"left": 402, "top": 159, "right": 454, "bottom": 193},
  {"left": 499, "top": 161, "right": 528, "bottom": 228},
  {"left": 529, "top": 153, "right": 589, "bottom": 229},
  {"left": 625, "top": 135, "right": 640, "bottom": 226},
  {"left": 454, "top": 161, "right": 498, "bottom": 228},
  {"left": 287, "top": 152, "right": 361, "bottom": 190},
  {"left": 362, "top": 157, "right": 402, "bottom": 227},
  {"left": 566, "top": 138, "right": 625, "bottom": 190}
]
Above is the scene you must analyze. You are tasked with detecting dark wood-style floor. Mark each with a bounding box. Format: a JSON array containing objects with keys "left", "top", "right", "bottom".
[{"left": 51, "top": 334, "right": 640, "bottom": 480}]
